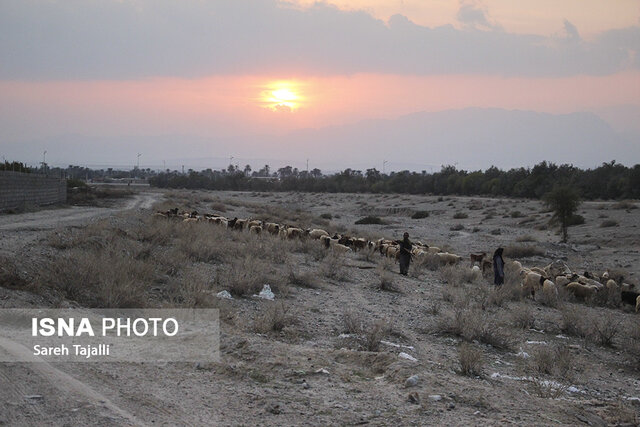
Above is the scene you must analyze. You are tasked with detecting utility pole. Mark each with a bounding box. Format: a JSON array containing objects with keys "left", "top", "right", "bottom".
[
  {"left": 182, "top": 165, "right": 185, "bottom": 174},
  {"left": 383, "top": 160, "right": 388, "bottom": 175},
  {"left": 163, "top": 160, "right": 166, "bottom": 172},
  {"left": 137, "top": 153, "right": 141, "bottom": 169},
  {"left": 42, "top": 150, "right": 47, "bottom": 175},
  {"left": 306, "top": 159, "right": 309, "bottom": 174}
]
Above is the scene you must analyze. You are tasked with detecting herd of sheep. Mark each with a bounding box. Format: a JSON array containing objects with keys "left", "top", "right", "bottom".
[{"left": 154, "top": 208, "right": 640, "bottom": 313}]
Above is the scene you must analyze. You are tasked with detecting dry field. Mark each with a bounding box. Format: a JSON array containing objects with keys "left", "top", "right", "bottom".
[{"left": 1, "top": 190, "right": 639, "bottom": 426}]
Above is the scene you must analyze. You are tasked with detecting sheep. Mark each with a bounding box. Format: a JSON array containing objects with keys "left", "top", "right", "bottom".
[
  {"left": 385, "top": 245, "right": 399, "bottom": 259},
  {"left": 512, "top": 260, "right": 523, "bottom": 272},
  {"left": 481, "top": 259, "right": 492, "bottom": 274},
  {"left": 543, "top": 260, "right": 571, "bottom": 278},
  {"left": 331, "top": 242, "right": 352, "bottom": 253},
  {"left": 576, "top": 275, "right": 604, "bottom": 290},
  {"left": 469, "top": 252, "right": 486, "bottom": 266},
  {"left": 234, "top": 218, "right": 247, "bottom": 231},
  {"left": 264, "top": 222, "right": 280, "bottom": 235},
  {"left": 247, "top": 220, "right": 262, "bottom": 229},
  {"left": 308, "top": 229, "right": 329, "bottom": 239},
  {"left": 521, "top": 271, "right": 543, "bottom": 297},
  {"left": 352, "top": 238, "right": 368, "bottom": 251},
  {"left": 542, "top": 279, "right": 558, "bottom": 297},
  {"left": 249, "top": 225, "right": 262, "bottom": 234},
  {"left": 636, "top": 295, "right": 640, "bottom": 313},
  {"left": 426, "top": 247, "right": 441, "bottom": 255},
  {"left": 286, "top": 227, "right": 304, "bottom": 240},
  {"left": 183, "top": 217, "right": 199, "bottom": 223},
  {"left": 605, "top": 279, "right": 618, "bottom": 292},
  {"left": 436, "top": 252, "right": 461, "bottom": 265},
  {"left": 555, "top": 275, "right": 571, "bottom": 287},
  {"left": 319, "top": 235, "right": 332, "bottom": 248},
  {"left": 530, "top": 266, "right": 546, "bottom": 276},
  {"left": 566, "top": 282, "right": 599, "bottom": 300}
]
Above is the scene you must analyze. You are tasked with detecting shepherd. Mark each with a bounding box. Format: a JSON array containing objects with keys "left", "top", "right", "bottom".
[
  {"left": 396, "top": 232, "right": 413, "bottom": 276},
  {"left": 493, "top": 247, "right": 505, "bottom": 286}
]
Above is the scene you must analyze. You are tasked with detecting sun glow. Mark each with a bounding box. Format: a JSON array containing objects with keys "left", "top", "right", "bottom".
[{"left": 261, "top": 80, "right": 304, "bottom": 111}]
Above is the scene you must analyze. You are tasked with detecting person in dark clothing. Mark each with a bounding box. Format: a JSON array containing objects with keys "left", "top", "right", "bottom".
[
  {"left": 396, "top": 232, "right": 413, "bottom": 276},
  {"left": 493, "top": 247, "right": 505, "bottom": 286}
]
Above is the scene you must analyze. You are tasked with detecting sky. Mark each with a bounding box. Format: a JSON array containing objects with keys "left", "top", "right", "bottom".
[{"left": 0, "top": 0, "right": 639, "bottom": 172}]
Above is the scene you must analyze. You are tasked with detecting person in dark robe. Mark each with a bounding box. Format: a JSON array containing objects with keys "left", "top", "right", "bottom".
[
  {"left": 396, "top": 232, "right": 413, "bottom": 276},
  {"left": 493, "top": 247, "right": 505, "bottom": 286}
]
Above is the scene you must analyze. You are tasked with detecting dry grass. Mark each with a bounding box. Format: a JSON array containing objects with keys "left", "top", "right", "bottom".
[
  {"left": 511, "top": 305, "right": 535, "bottom": 329},
  {"left": 254, "top": 302, "right": 297, "bottom": 334},
  {"left": 218, "top": 256, "right": 278, "bottom": 297},
  {"left": 39, "top": 246, "right": 154, "bottom": 308},
  {"left": 319, "top": 252, "right": 349, "bottom": 281},
  {"left": 376, "top": 262, "right": 399, "bottom": 292},
  {"left": 515, "top": 234, "right": 537, "bottom": 243},
  {"left": 503, "top": 245, "right": 545, "bottom": 259},
  {"left": 435, "top": 307, "right": 513, "bottom": 350},
  {"left": 362, "top": 319, "right": 389, "bottom": 352},
  {"left": 590, "top": 312, "right": 622, "bottom": 347},
  {"left": 458, "top": 342, "right": 484, "bottom": 376},
  {"left": 440, "top": 264, "right": 482, "bottom": 286},
  {"left": 288, "top": 268, "right": 320, "bottom": 289}
]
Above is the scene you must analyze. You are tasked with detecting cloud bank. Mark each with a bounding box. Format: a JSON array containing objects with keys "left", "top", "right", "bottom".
[{"left": 1, "top": 0, "right": 638, "bottom": 80}]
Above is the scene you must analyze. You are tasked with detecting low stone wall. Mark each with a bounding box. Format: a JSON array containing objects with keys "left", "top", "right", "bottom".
[{"left": 0, "top": 171, "right": 67, "bottom": 211}]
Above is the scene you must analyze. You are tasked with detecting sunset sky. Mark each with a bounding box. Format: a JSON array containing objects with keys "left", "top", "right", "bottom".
[{"left": 1, "top": 0, "right": 639, "bottom": 171}]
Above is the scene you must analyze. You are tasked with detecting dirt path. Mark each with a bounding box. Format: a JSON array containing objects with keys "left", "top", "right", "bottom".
[
  {"left": 0, "top": 192, "right": 159, "bottom": 233},
  {"left": 0, "top": 337, "right": 144, "bottom": 426},
  {"left": 0, "top": 192, "right": 161, "bottom": 257}
]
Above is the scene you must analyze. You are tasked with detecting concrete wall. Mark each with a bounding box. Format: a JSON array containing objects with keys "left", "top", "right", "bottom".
[{"left": 0, "top": 171, "right": 67, "bottom": 211}]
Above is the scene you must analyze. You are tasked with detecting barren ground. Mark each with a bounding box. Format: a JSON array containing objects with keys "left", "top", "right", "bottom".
[{"left": 1, "top": 190, "right": 639, "bottom": 426}]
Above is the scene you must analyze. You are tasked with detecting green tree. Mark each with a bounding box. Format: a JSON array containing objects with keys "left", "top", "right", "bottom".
[{"left": 543, "top": 186, "right": 581, "bottom": 243}]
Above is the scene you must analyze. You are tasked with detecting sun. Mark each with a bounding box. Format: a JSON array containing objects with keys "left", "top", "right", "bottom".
[{"left": 260, "top": 80, "right": 304, "bottom": 111}]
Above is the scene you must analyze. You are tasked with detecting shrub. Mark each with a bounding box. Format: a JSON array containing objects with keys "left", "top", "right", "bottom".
[
  {"left": 611, "top": 200, "right": 637, "bottom": 210},
  {"left": 453, "top": 212, "right": 468, "bottom": 219},
  {"left": 288, "top": 269, "right": 320, "bottom": 289},
  {"left": 503, "top": 245, "right": 544, "bottom": 259},
  {"left": 458, "top": 342, "right": 484, "bottom": 376},
  {"left": 591, "top": 313, "right": 622, "bottom": 347},
  {"left": 567, "top": 214, "right": 585, "bottom": 226},
  {"left": 40, "top": 247, "right": 153, "bottom": 308},
  {"left": 511, "top": 305, "right": 535, "bottom": 329},
  {"left": 376, "top": 265, "right": 399, "bottom": 292},
  {"left": 355, "top": 216, "right": 386, "bottom": 225},
  {"left": 411, "top": 210, "right": 429, "bottom": 219},
  {"left": 600, "top": 219, "right": 618, "bottom": 228},
  {"left": 208, "top": 202, "right": 225, "bottom": 212},
  {"left": 342, "top": 311, "right": 363, "bottom": 335},
  {"left": 362, "top": 320, "right": 389, "bottom": 352},
  {"left": 529, "top": 344, "right": 572, "bottom": 379},
  {"left": 319, "top": 252, "right": 349, "bottom": 281},
  {"left": 254, "top": 302, "right": 296, "bottom": 334},
  {"left": 510, "top": 210, "right": 524, "bottom": 218},
  {"left": 440, "top": 264, "right": 482, "bottom": 286},
  {"left": 320, "top": 213, "right": 332, "bottom": 219},
  {"left": 561, "top": 306, "right": 589, "bottom": 338},
  {"left": 220, "top": 256, "right": 273, "bottom": 297},
  {"left": 435, "top": 308, "right": 512, "bottom": 350},
  {"left": 449, "top": 224, "right": 464, "bottom": 231}
]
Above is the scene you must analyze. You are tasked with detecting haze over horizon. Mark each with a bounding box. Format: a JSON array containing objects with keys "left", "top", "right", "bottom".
[{"left": 1, "top": 0, "right": 639, "bottom": 172}]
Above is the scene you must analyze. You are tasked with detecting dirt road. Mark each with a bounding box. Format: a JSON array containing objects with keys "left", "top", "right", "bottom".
[{"left": 0, "top": 192, "right": 160, "bottom": 256}]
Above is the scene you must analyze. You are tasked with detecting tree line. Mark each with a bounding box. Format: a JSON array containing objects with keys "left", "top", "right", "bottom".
[{"left": 149, "top": 161, "right": 640, "bottom": 200}]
